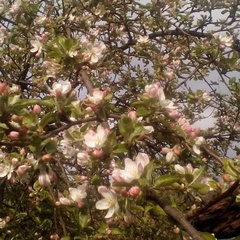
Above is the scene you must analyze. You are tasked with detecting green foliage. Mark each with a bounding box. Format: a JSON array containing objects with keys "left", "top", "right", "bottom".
[{"left": 0, "top": 0, "right": 240, "bottom": 240}]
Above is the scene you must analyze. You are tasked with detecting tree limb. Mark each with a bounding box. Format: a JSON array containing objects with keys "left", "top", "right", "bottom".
[{"left": 147, "top": 189, "right": 205, "bottom": 240}]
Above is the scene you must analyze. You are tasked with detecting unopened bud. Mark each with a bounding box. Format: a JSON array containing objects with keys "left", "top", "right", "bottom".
[
  {"left": 42, "top": 154, "right": 52, "bottom": 162},
  {"left": 92, "top": 149, "right": 103, "bottom": 158},
  {"left": 128, "top": 110, "right": 137, "bottom": 120},
  {"left": 16, "top": 165, "right": 29, "bottom": 175},
  {"left": 128, "top": 186, "right": 140, "bottom": 197},
  {"left": 11, "top": 114, "right": 22, "bottom": 123},
  {"left": 11, "top": 158, "right": 18, "bottom": 165},
  {"left": 38, "top": 173, "right": 51, "bottom": 187},
  {"left": 33, "top": 105, "right": 41, "bottom": 115},
  {"left": 0, "top": 82, "right": 8, "bottom": 95},
  {"left": 8, "top": 131, "right": 19, "bottom": 140}
]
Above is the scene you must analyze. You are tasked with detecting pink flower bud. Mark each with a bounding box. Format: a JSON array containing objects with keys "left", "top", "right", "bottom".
[
  {"left": 105, "top": 228, "right": 111, "bottom": 235},
  {"left": 16, "top": 165, "right": 29, "bottom": 175},
  {"left": 20, "top": 148, "right": 26, "bottom": 155},
  {"left": 59, "top": 197, "right": 72, "bottom": 205},
  {"left": 124, "top": 211, "right": 134, "bottom": 224},
  {"left": 77, "top": 199, "right": 85, "bottom": 208},
  {"left": 92, "top": 149, "right": 103, "bottom": 158},
  {"left": 8, "top": 131, "right": 19, "bottom": 140},
  {"left": 38, "top": 173, "right": 51, "bottom": 187},
  {"left": 168, "top": 109, "right": 179, "bottom": 118},
  {"left": 33, "top": 104, "right": 41, "bottom": 115},
  {"left": 112, "top": 169, "right": 124, "bottom": 183},
  {"left": 11, "top": 158, "right": 18, "bottom": 165},
  {"left": 55, "top": 201, "right": 61, "bottom": 206},
  {"left": 120, "top": 187, "right": 128, "bottom": 197},
  {"left": 79, "top": 175, "right": 88, "bottom": 182},
  {"left": 55, "top": 89, "right": 62, "bottom": 97},
  {"left": 48, "top": 170, "right": 57, "bottom": 182},
  {"left": 128, "top": 110, "right": 137, "bottom": 120},
  {"left": 11, "top": 114, "right": 22, "bottom": 123},
  {"left": 103, "top": 89, "right": 109, "bottom": 97},
  {"left": 173, "top": 145, "right": 181, "bottom": 156},
  {"left": 42, "top": 154, "right": 52, "bottom": 162},
  {"left": 161, "top": 147, "right": 171, "bottom": 154},
  {"left": 35, "top": 52, "right": 41, "bottom": 58},
  {"left": 85, "top": 107, "right": 93, "bottom": 112},
  {"left": 128, "top": 186, "right": 140, "bottom": 197},
  {"left": 0, "top": 82, "right": 8, "bottom": 95}
]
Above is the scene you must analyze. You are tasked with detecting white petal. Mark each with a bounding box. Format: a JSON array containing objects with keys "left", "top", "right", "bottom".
[
  {"left": 96, "top": 199, "right": 111, "bottom": 210},
  {"left": 174, "top": 164, "right": 185, "bottom": 174},
  {"left": 119, "top": 169, "right": 136, "bottom": 183},
  {"left": 135, "top": 153, "right": 149, "bottom": 168},
  {"left": 193, "top": 145, "right": 200, "bottom": 155},
  {"left": 98, "top": 186, "right": 116, "bottom": 200},
  {"left": 124, "top": 158, "right": 137, "bottom": 171},
  {"left": 91, "top": 55, "right": 99, "bottom": 63},
  {"left": 105, "top": 206, "right": 115, "bottom": 218}
]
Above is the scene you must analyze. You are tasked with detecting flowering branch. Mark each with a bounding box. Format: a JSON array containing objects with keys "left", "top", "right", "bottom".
[{"left": 42, "top": 116, "right": 98, "bottom": 139}]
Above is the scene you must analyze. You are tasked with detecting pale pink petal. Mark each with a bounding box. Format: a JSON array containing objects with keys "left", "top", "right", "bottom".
[
  {"left": 105, "top": 206, "right": 115, "bottom": 218},
  {"left": 98, "top": 186, "right": 116, "bottom": 199},
  {"left": 135, "top": 153, "right": 149, "bottom": 168},
  {"left": 96, "top": 199, "right": 110, "bottom": 210}
]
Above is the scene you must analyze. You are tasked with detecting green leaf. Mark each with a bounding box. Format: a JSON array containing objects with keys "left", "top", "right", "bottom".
[
  {"left": 129, "top": 125, "right": 144, "bottom": 142},
  {"left": 136, "top": 106, "right": 150, "bottom": 116},
  {"left": 29, "top": 135, "right": 42, "bottom": 152},
  {"left": 119, "top": 116, "right": 133, "bottom": 137},
  {"left": 78, "top": 213, "right": 88, "bottom": 229},
  {"left": 40, "top": 112, "right": 53, "bottom": 128},
  {"left": 200, "top": 232, "right": 216, "bottom": 240},
  {"left": 154, "top": 205, "right": 166, "bottom": 215},
  {"left": 144, "top": 160, "right": 154, "bottom": 182},
  {"left": 111, "top": 228, "right": 124, "bottom": 235},
  {"left": 190, "top": 183, "right": 209, "bottom": 195},
  {"left": 61, "top": 237, "right": 70, "bottom": 240},
  {"left": 185, "top": 173, "right": 194, "bottom": 183},
  {"left": 144, "top": 205, "right": 154, "bottom": 213},
  {"left": 12, "top": 98, "right": 55, "bottom": 109},
  {"left": 223, "top": 158, "right": 240, "bottom": 178},
  {"left": 190, "top": 166, "right": 206, "bottom": 185},
  {"left": 0, "top": 123, "right": 8, "bottom": 129},
  {"left": 112, "top": 143, "right": 128, "bottom": 154},
  {"left": 104, "top": 131, "right": 117, "bottom": 153},
  {"left": 154, "top": 175, "right": 180, "bottom": 188},
  {"left": 40, "top": 219, "right": 52, "bottom": 230}
]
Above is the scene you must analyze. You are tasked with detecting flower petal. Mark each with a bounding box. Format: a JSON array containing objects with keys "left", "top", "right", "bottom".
[
  {"left": 96, "top": 199, "right": 111, "bottom": 210},
  {"left": 98, "top": 186, "right": 116, "bottom": 199},
  {"left": 105, "top": 206, "right": 115, "bottom": 218}
]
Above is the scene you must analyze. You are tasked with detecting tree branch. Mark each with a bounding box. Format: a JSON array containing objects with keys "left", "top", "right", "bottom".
[{"left": 147, "top": 190, "right": 205, "bottom": 240}]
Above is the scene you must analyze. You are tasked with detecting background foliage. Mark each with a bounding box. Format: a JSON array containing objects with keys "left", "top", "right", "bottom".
[{"left": 0, "top": 0, "right": 240, "bottom": 239}]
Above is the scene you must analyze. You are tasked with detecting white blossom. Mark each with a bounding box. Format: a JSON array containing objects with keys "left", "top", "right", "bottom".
[
  {"left": 49, "top": 81, "right": 72, "bottom": 96},
  {"left": 87, "top": 88, "right": 104, "bottom": 105},
  {"left": 30, "top": 39, "right": 43, "bottom": 53},
  {"left": 193, "top": 137, "right": 206, "bottom": 155},
  {"left": 83, "top": 41, "right": 106, "bottom": 64},
  {"left": 84, "top": 125, "right": 108, "bottom": 149},
  {"left": 0, "top": 162, "right": 13, "bottom": 180},
  {"left": 137, "top": 35, "right": 149, "bottom": 43},
  {"left": 112, "top": 153, "right": 149, "bottom": 183},
  {"left": 69, "top": 185, "right": 87, "bottom": 203},
  {"left": 96, "top": 186, "right": 119, "bottom": 218}
]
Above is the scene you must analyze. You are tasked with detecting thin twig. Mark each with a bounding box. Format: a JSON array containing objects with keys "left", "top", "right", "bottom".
[{"left": 42, "top": 116, "right": 98, "bottom": 139}]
